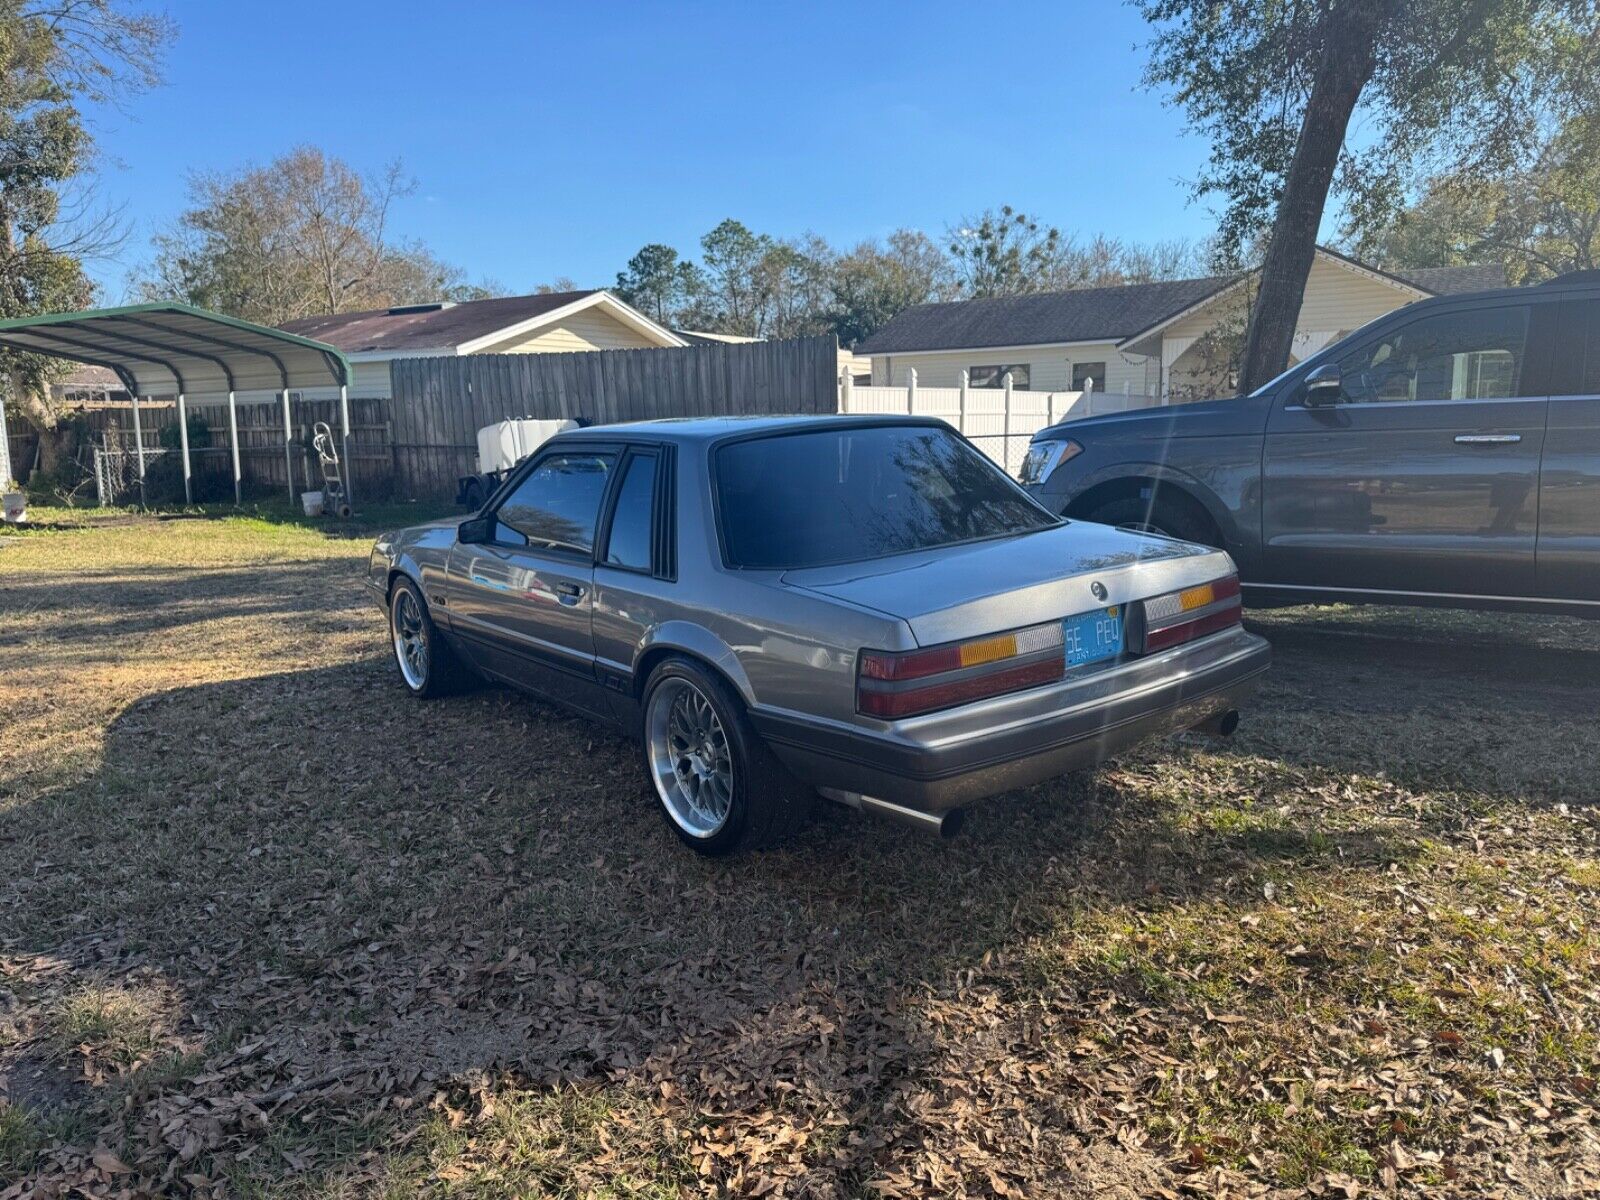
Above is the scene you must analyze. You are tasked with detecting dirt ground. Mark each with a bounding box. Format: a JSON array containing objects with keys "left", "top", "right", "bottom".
[{"left": 1, "top": 508, "right": 1598, "bottom": 1198}]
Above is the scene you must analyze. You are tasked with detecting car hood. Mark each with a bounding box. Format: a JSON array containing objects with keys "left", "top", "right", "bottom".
[{"left": 781, "top": 522, "right": 1233, "bottom": 646}]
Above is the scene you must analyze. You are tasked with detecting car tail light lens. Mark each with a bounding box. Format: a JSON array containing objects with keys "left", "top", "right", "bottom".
[
  {"left": 1141, "top": 574, "right": 1242, "bottom": 652},
  {"left": 857, "top": 622, "right": 1065, "bottom": 718}
]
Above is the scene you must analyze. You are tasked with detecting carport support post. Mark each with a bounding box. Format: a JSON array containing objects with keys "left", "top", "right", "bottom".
[
  {"left": 226, "top": 390, "right": 242, "bottom": 506},
  {"left": 339, "top": 383, "right": 354, "bottom": 509},
  {"left": 130, "top": 394, "right": 147, "bottom": 507},
  {"left": 280, "top": 388, "right": 294, "bottom": 505},
  {"left": 177, "top": 391, "right": 192, "bottom": 505}
]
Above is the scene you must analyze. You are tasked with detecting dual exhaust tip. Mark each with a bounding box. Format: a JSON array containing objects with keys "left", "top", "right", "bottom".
[
  {"left": 819, "top": 788, "right": 966, "bottom": 840},
  {"left": 819, "top": 708, "right": 1240, "bottom": 840}
]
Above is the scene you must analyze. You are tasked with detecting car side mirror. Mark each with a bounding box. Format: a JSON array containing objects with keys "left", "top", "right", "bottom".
[
  {"left": 1303, "top": 363, "right": 1343, "bottom": 407},
  {"left": 458, "top": 516, "right": 492, "bottom": 545}
]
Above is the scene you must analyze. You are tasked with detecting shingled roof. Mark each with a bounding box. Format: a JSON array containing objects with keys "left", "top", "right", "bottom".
[
  {"left": 279, "top": 291, "right": 604, "bottom": 355},
  {"left": 855, "top": 255, "right": 1508, "bottom": 355},
  {"left": 855, "top": 276, "right": 1236, "bottom": 355}
]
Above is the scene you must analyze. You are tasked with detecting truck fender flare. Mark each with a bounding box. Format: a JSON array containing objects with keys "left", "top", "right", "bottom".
[{"left": 1071, "top": 462, "right": 1237, "bottom": 544}]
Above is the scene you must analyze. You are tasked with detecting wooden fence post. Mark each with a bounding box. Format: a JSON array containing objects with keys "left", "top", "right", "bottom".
[{"left": 839, "top": 367, "right": 852, "bottom": 413}]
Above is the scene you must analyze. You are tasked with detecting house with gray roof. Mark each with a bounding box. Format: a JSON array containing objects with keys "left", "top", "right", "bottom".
[{"left": 856, "top": 248, "right": 1504, "bottom": 401}]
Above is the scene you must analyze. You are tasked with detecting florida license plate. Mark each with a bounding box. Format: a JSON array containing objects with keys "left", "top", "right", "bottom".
[{"left": 1064, "top": 606, "right": 1124, "bottom": 669}]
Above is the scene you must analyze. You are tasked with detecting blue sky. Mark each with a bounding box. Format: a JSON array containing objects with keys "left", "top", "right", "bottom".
[{"left": 85, "top": 0, "right": 1223, "bottom": 300}]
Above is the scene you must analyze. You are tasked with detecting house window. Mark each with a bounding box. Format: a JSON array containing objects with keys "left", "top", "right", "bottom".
[
  {"left": 1072, "top": 362, "right": 1106, "bottom": 392},
  {"left": 969, "top": 364, "right": 1030, "bottom": 389}
]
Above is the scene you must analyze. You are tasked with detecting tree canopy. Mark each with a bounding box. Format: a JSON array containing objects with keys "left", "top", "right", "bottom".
[
  {"left": 0, "top": 0, "right": 175, "bottom": 434},
  {"left": 1138, "top": 0, "right": 1600, "bottom": 390},
  {"left": 1351, "top": 111, "right": 1600, "bottom": 281},
  {"left": 140, "top": 147, "right": 499, "bottom": 327}
]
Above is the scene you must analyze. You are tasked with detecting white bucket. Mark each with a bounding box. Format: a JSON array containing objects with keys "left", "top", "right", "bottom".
[
  {"left": 1, "top": 492, "right": 25, "bottom": 525},
  {"left": 300, "top": 490, "right": 325, "bottom": 517}
]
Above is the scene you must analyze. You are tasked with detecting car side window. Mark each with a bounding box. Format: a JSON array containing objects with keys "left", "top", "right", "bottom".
[
  {"left": 1318, "top": 304, "right": 1531, "bottom": 405},
  {"left": 603, "top": 452, "right": 658, "bottom": 572},
  {"left": 494, "top": 452, "right": 616, "bottom": 554}
]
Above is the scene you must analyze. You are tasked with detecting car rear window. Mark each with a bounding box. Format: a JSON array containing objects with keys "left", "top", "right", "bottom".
[{"left": 715, "top": 424, "right": 1058, "bottom": 570}]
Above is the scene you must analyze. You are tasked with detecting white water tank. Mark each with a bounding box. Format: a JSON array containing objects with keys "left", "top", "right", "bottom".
[{"left": 476, "top": 418, "right": 578, "bottom": 474}]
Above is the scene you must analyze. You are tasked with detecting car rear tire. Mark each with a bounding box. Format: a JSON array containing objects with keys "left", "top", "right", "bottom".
[
  {"left": 389, "top": 576, "right": 472, "bottom": 698},
  {"left": 1084, "top": 493, "right": 1217, "bottom": 547},
  {"left": 641, "top": 657, "right": 813, "bottom": 856}
]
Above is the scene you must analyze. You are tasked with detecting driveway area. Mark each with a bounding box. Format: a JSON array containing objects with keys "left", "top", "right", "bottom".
[{"left": 2, "top": 510, "right": 1598, "bottom": 1198}]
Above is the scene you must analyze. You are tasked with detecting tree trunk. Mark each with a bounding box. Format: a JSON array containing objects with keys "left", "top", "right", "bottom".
[{"left": 1239, "top": 0, "right": 1394, "bottom": 393}]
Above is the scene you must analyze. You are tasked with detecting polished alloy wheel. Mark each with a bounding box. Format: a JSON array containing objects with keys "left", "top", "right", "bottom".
[
  {"left": 392, "top": 588, "right": 429, "bottom": 690},
  {"left": 647, "top": 678, "right": 734, "bottom": 837}
]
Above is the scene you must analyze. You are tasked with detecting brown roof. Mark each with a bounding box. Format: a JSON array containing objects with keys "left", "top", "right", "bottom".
[
  {"left": 279, "top": 291, "right": 601, "bottom": 355},
  {"left": 53, "top": 364, "right": 125, "bottom": 392}
]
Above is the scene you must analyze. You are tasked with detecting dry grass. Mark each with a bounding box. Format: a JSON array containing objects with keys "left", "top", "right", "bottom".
[{"left": 1, "top": 506, "right": 1598, "bottom": 1198}]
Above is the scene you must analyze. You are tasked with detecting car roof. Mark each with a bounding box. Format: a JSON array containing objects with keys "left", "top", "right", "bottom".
[{"left": 557, "top": 412, "right": 952, "bottom": 444}]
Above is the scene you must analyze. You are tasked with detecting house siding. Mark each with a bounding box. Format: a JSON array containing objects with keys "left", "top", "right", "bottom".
[
  {"left": 1161, "top": 256, "right": 1419, "bottom": 345},
  {"left": 478, "top": 308, "right": 663, "bottom": 355},
  {"left": 870, "top": 343, "right": 1158, "bottom": 397}
]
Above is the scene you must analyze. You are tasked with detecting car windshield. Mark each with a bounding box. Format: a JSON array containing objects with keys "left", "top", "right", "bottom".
[{"left": 715, "top": 424, "right": 1059, "bottom": 570}]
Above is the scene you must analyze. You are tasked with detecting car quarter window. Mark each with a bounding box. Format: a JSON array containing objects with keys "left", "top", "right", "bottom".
[
  {"left": 603, "top": 451, "right": 658, "bottom": 572},
  {"left": 1317, "top": 304, "right": 1532, "bottom": 404},
  {"left": 494, "top": 451, "right": 616, "bottom": 554}
]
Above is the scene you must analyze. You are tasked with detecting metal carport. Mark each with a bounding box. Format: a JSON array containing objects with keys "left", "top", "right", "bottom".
[{"left": 0, "top": 303, "right": 356, "bottom": 507}]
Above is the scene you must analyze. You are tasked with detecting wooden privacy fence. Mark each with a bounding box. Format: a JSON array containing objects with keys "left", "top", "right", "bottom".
[
  {"left": 389, "top": 335, "right": 839, "bottom": 499},
  {"left": 8, "top": 335, "right": 840, "bottom": 502}
]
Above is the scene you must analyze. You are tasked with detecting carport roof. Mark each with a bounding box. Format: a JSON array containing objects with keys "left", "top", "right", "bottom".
[{"left": 0, "top": 302, "right": 352, "bottom": 397}]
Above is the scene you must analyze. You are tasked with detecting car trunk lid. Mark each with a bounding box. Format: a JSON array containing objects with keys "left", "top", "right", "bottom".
[{"left": 782, "top": 522, "right": 1231, "bottom": 646}]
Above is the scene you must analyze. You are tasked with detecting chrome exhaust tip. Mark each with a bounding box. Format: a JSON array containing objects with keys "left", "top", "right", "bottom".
[
  {"left": 820, "top": 789, "right": 965, "bottom": 839},
  {"left": 1192, "top": 708, "right": 1241, "bottom": 737}
]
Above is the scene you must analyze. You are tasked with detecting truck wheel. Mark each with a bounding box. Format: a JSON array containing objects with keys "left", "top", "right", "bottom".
[
  {"left": 462, "top": 478, "right": 486, "bottom": 510},
  {"left": 641, "top": 657, "right": 812, "bottom": 856},
  {"left": 389, "top": 577, "right": 472, "bottom": 698},
  {"left": 1085, "top": 493, "right": 1217, "bottom": 547}
]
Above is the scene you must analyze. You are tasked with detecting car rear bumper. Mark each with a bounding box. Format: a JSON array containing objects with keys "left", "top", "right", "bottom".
[{"left": 752, "top": 626, "right": 1270, "bottom": 812}]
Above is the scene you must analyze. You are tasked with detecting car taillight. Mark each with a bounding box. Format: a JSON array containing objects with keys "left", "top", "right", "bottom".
[
  {"left": 857, "top": 622, "right": 1065, "bottom": 718},
  {"left": 1141, "top": 574, "right": 1242, "bottom": 652}
]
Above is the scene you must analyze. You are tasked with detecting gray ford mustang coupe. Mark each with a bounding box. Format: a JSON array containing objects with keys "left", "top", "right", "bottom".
[{"left": 368, "top": 415, "right": 1270, "bottom": 855}]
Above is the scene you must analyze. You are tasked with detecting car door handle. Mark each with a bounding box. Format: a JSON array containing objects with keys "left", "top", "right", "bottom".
[
  {"left": 1454, "top": 433, "right": 1521, "bottom": 444},
  {"left": 554, "top": 582, "right": 586, "bottom": 605}
]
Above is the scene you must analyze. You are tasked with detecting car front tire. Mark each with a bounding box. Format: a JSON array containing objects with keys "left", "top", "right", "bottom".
[
  {"left": 388, "top": 576, "right": 471, "bottom": 698},
  {"left": 640, "top": 656, "right": 812, "bottom": 856}
]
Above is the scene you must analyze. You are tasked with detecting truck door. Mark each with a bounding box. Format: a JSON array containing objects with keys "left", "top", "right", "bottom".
[
  {"left": 1536, "top": 296, "right": 1600, "bottom": 603},
  {"left": 1262, "top": 299, "right": 1547, "bottom": 598}
]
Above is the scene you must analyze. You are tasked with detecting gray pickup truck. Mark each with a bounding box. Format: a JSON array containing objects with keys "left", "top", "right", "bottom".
[{"left": 1020, "top": 270, "right": 1600, "bottom": 617}]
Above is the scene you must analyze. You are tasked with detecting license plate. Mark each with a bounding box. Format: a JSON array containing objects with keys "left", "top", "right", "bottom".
[{"left": 1064, "top": 606, "right": 1124, "bottom": 669}]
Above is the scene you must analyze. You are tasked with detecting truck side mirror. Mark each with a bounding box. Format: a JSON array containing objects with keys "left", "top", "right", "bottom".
[{"left": 1304, "top": 363, "right": 1343, "bottom": 407}]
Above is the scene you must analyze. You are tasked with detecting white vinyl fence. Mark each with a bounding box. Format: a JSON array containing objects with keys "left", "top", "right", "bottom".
[{"left": 839, "top": 369, "right": 1163, "bottom": 475}]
